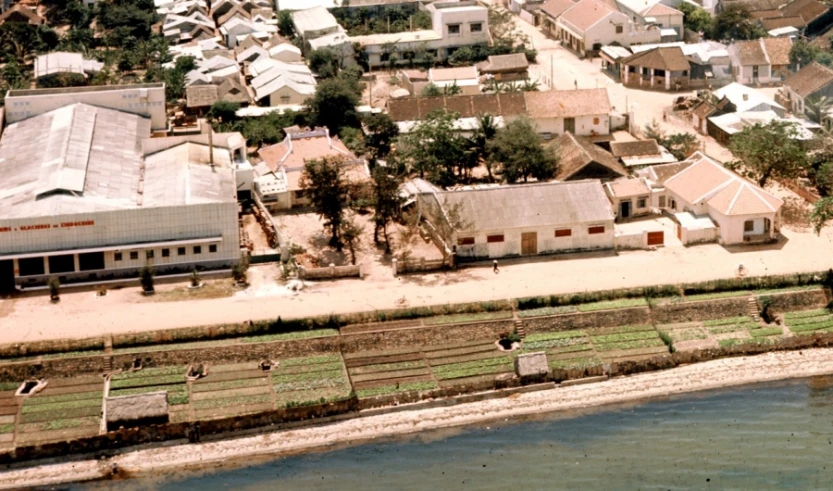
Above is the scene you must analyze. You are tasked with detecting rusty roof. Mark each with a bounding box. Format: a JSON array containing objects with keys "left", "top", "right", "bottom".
[
  {"left": 540, "top": 0, "right": 579, "bottom": 18},
  {"left": 762, "top": 37, "right": 792, "bottom": 65},
  {"left": 622, "top": 46, "right": 690, "bottom": 71},
  {"left": 555, "top": 132, "right": 627, "bottom": 181},
  {"left": 387, "top": 93, "right": 528, "bottom": 122},
  {"left": 477, "top": 53, "right": 529, "bottom": 74},
  {"left": 760, "top": 16, "right": 806, "bottom": 29},
  {"left": 782, "top": 0, "right": 829, "bottom": 22},
  {"left": 784, "top": 61, "right": 833, "bottom": 97},
  {"left": 524, "top": 88, "right": 610, "bottom": 119},
  {"left": 610, "top": 139, "right": 662, "bottom": 158},
  {"left": 732, "top": 39, "right": 769, "bottom": 66}
]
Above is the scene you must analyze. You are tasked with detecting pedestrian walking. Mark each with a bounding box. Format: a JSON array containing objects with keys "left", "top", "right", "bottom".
[
  {"left": 574, "top": 79, "right": 578, "bottom": 90},
  {"left": 493, "top": 260, "right": 499, "bottom": 274}
]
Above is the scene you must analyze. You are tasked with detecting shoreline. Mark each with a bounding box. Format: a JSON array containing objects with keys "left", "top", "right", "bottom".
[{"left": 4, "top": 347, "right": 833, "bottom": 489}]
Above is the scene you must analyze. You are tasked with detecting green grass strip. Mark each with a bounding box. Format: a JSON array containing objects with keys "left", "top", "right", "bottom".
[
  {"left": 423, "top": 311, "right": 513, "bottom": 326},
  {"left": 588, "top": 325, "right": 655, "bottom": 335},
  {"left": 240, "top": 329, "right": 338, "bottom": 343},
  {"left": 524, "top": 330, "right": 586, "bottom": 343},
  {"left": 21, "top": 398, "right": 101, "bottom": 414},
  {"left": 749, "top": 327, "right": 783, "bottom": 338},
  {"left": 272, "top": 369, "right": 345, "bottom": 384},
  {"left": 594, "top": 338, "right": 666, "bottom": 352},
  {"left": 789, "top": 321, "right": 833, "bottom": 333},
  {"left": 168, "top": 392, "right": 189, "bottom": 405},
  {"left": 718, "top": 338, "right": 772, "bottom": 348},
  {"left": 109, "top": 384, "right": 186, "bottom": 397},
  {"left": 577, "top": 298, "right": 648, "bottom": 312},
  {"left": 111, "top": 366, "right": 185, "bottom": 381},
  {"left": 787, "top": 315, "right": 833, "bottom": 326},
  {"left": 549, "top": 343, "right": 594, "bottom": 354},
  {"left": 517, "top": 306, "right": 577, "bottom": 318},
  {"left": 433, "top": 357, "right": 512, "bottom": 380},
  {"left": 353, "top": 361, "right": 425, "bottom": 372},
  {"left": 784, "top": 309, "right": 831, "bottom": 319},
  {"left": 110, "top": 374, "right": 185, "bottom": 389},
  {"left": 193, "top": 393, "right": 271, "bottom": 410},
  {"left": 26, "top": 391, "right": 103, "bottom": 405},
  {"left": 193, "top": 378, "right": 267, "bottom": 392},
  {"left": 0, "top": 424, "right": 13, "bottom": 433},
  {"left": 279, "top": 354, "right": 341, "bottom": 367},
  {"left": 274, "top": 378, "right": 348, "bottom": 393},
  {"left": 685, "top": 291, "right": 751, "bottom": 302},
  {"left": 42, "top": 416, "right": 99, "bottom": 431},
  {"left": 0, "top": 382, "right": 19, "bottom": 391},
  {"left": 550, "top": 356, "right": 602, "bottom": 370},
  {"left": 356, "top": 381, "right": 438, "bottom": 398},
  {"left": 591, "top": 331, "right": 659, "bottom": 344},
  {"left": 703, "top": 316, "right": 753, "bottom": 327}
]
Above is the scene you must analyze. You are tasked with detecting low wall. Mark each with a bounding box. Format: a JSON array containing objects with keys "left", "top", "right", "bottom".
[
  {"left": 393, "top": 257, "right": 446, "bottom": 275},
  {"left": 523, "top": 307, "right": 651, "bottom": 333},
  {"left": 651, "top": 297, "right": 749, "bottom": 324},
  {"left": 614, "top": 231, "right": 644, "bottom": 250},
  {"left": 299, "top": 263, "right": 362, "bottom": 280},
  {"left": 764, "top": 288, "right": 829, "bottom": 312}
]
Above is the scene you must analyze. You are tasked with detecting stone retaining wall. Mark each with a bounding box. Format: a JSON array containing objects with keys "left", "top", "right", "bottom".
[
  {"left": 650, "top": 297, "right": 749, "bottom": 324},
  {"left": 523, "top": 307, "right": 650, "bottom": 333},
  {"left": 340, "top": 320, "right": 514, "bottom": 354}
]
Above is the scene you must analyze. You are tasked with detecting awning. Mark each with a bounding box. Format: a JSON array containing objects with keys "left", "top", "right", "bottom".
[{"left": 0, "top": 236, "right": 223, "bottom": 261}]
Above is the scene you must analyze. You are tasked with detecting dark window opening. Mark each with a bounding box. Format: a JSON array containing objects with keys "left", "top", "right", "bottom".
[
  {"left": 744, "top": 220, "right": 754, "bottom": 232},
  {"left": 146, "top": 250, "right": 154, "bottom": 259},
  {"left": 18, "top": 257, "right": 45, "bottom": 277},
  {"left": 555, "top": 229, "right": 572, "bottom": 237},
  {"left": 588, "top": 226, "right": 605, "bottom": 235},
  {"left": 48, "top": 254, "right": 75, "bottom": 274},
  {"left": 114, "top": 252, "right": 123, "bottom": 262},
  {"left": 178, "top": 247, "right": 186, "bottom": 256},
  {"left": 194, "top": 246, "right": 202, "bottom": 254},
  {"left": 448, "top": 24, "right": 461, "bottom": 35},
  {"left": 78, "top": 252, "right": 105, "bottom": 272},
  {"left": 209, "top": 244, "right": 217, "bottom": 253},
  {"left": 162, "top": 248, "right": 170, "bottom": 258},
  {"left": 130, "top": 251, "right": 139, "bottom": 260},
  {"left": 457, "top": 237, "right": 475, "bottom": 246},
  {"left": 470, "top": 22, "right": 482, "bottom": 32}
]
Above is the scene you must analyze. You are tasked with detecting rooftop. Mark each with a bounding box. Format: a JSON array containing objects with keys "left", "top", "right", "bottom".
[
  {"left": 610, "top": 139, "right": 662, "bottom": 158},
  {"left": 388, "top": 93, "right": 527, "bottom": 121},
  {"left": 524, "top": 88, "right": 611, "bottom": 119},
  {"left": 708, "top": 110, "right": 819, "bottom": 139},
  {"left": 350, "top": 29, "right": 442, "bottom": 46},
  {"left": 605, "top": 177, "right": 651, "bottom": 198},
  {"left": 784, "top": 61, "right": 833, "bottom": 98},
  {"left": 559, "top": 0, "right": 618, "bottom": 32},
  {"left": 622, "top": 46, "right": 690, "bottom": 71},
  {"left": 782, "top": 0, "right": 829, "bottom": 23},
  {"left": 430, "top": 179, "right": 614, "bottom": 232},
  {"left": 291, "top": 6, "right": 338, "bottom": 36},
  {"left": 761, "top": 37, "right": 792, "bottom": 66},
  {"left": 713, "top": 82, "right": 784, "bottom": 113},
  {"left": 555, "top": 132, "right": 627, "bottom": 181},
  {"left": 430, "top": 66, "right": 479, "bottom": 82},
  {"left": 731, "top": 39, "right": 769, "bottom": 66},
  {"left": 539, "top": 0, "right": 579, "bottom": 18}
]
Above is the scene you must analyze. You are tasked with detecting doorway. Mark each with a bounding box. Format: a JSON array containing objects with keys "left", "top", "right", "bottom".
[
  {"left": 521, "top": 232, "right": 538, "bottom": 255},
  {"left": 620, "top": 200, "right": 631, "bottom": 219},
  {"left": 564, "top": 117, "right": 575, "bottom": 134},
  {"left": 0, "top": 260, "right": 14, "bottom": 294}
]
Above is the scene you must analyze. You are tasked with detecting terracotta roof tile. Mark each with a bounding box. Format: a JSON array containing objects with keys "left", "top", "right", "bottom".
[
  {"left": 622, "top": 46, "right": 690, "bottom": 71},
  {"left": 477, "top": 53, "right": 529, "bottom": 74},
  {"left": 610, "top": 139, "right": 662, "bottom": 157},
  {"left": 540, "top": 0, "right": 579, "bottom": 19},
  {"left": 782, "top": 0, "right": 829, "bottom": 23},
  {"left": 762, "top": 37, "right": 792, "bottom": 66},
  {"left": 732, "top": 39, "right": 769, "bottom": 66},
  {"left": 559, "top": 0, "right": 617, "bottom": 32},
  {"left": 760, "top": 16, "right": 806, "bottom": 29},
  {"left": 524, "top": 88, "right": 610, "bottom": 119},
  {"left": 784, "top": 61, "right": 833, "bottom": 97},
  {"left": 555, "top": 132, "right": 627, "bottom": 180}
]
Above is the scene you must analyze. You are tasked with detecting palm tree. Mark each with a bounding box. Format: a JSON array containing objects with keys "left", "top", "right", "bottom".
[
  {"left": 521, "top": 79, "right": 539, "bottom": 92},
  {"left": 805, "top": 95, "right": 833, "bottom": 124},
  {"left": 470, "top": 114, "right": 499, "bottom": 182},
  {"left": 442, "top": 81, "right": 462, "bottom": 96}
]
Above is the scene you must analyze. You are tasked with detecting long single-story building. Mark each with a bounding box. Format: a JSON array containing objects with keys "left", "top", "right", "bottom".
[
  {"left": 0, "top": 88, "right": 249, "bottom": 291},
  {"left": 417, "top": 180, "right": 615, "bottom": 260}
]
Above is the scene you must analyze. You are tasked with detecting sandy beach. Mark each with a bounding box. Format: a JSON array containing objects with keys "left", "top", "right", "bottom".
[{"left": 3, "top": 348, "right": 833, "bottom": 489}]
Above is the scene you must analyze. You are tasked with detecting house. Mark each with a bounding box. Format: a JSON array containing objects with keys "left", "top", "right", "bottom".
[
  {"left": 659, "top": 152, "right": 783, "bottom": 245},
  {"left": 269, "top": 43, "right": 303, "bottom": 62},
  {"left": 554, "top": 132, "right": 627, "bottom": 181},
  {"left": 160, "top": 12, "right": 216, "bottom": 44},
  {"left": 350, "top": 0, "right": 489, "bottom": 68},
  {"left": 781, "top": 61, "right": 833, "bottom": 114},
  {"left": 185, "top": 55, "right": 241, "bottom": 86},
  {"left": 33, "top": 52, "right": 104, "bottom": 81},
  {"left": 728, "top": 38, "right": 791, "bottom": 85},
  {"left": 476, "top": 53, "right": 530, "bottom": 82},
  {"left": 248, "top": 59, "right": 316, "bottom": 106},
  {"left": 185, "top": 78, "right": 251, "bottom": 112},
  {"left": 609, "top": 139, "right": 677, "bottom": 167},
  {"left": 291, "top": 6, "right": 341, "bottom": 42},
  {"left": 538, "top": 0, "right": 577, "bottom": 37},
  {"left": 219, "top": 17, "right": 276, "bottom": 48},
  {"left": 254, "top": 127, "right": 369, "bottom": 210},
  {"left": 707, "top": 110, "right": 819, "bottom": 144},
  {"left": 418, "top": 180, "right": 615, "bottom": 259},
  {"left": 780, "top": 0, "right": 833, "bottom": 36},
  {"left": 713, "top": 82, "right": 785, "bottom": 115},
  {"left": 604, "top": 177, "right": 654, "bottom": 221},
  {"left": 0, "top": 4, "right": 44, "bottom": 25},
  {"left": 387, "top": 93, "right": 526, "bottom": 133},
  {"left": 621, "top": 46, "right": 691, "bottom": 90},
  {"left": 399, "top": 66, "right": 480, "bottom": 96},
  {"left": 524, "top": 88, "right": 611, "bottom": 136},
  {"left": 615, "top": 0, "right": 684, "bottom": 41}
]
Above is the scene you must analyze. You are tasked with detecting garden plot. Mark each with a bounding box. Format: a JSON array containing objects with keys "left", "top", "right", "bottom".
[
  {"left": 524, "top": 330, "right": 600, "bottom": 370},
  {"left": 425, "top": 342, "right": 513, "bottom": 388},
  {"left": 270, "top": 354, "right": 352, "bottom": 408},
  {"left": 16, "top": 376, "right": 104, "bottom": 446},
  {"left": 784, "top": 309, "right": 833, "bottom": 335},
  {"left": 346, "top": 350, "right": 436, "bottom": 398},
  {"left": 109, "top": 366, "right": 189, "bottom": 406},
  {"left": 0, "top": 389, "right": 17, "bottom": 449},
  {"left": 701, "top": 316, "right": 780, "bottom": 348},
  {"left": 659, "top": 322, "right": 716, "bottom": 351},
  {"left": 588, "top": 325, "right": 669, "bottom": 363}
]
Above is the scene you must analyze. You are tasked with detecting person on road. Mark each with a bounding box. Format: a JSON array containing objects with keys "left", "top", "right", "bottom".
[
  {"left": 574, "top": 79, "right": 578, "bottom": 90},
  {"left": 493, "top": 260, "right": 499, "bottom": 274}
]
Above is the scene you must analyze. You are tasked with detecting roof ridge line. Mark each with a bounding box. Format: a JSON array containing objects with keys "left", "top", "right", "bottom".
[
  {"left": 724, "top": 180, "right": 744, "bottom": 214},
  {"left": 743, "top": 181, "right": 777, "bottom": 212}
]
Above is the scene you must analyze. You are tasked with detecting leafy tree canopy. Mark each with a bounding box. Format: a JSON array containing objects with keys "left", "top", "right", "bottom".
[
  {"left": 729, "top": 120, "right": 809, "bottom": 187},
  {"left": 489, "top": 117, "right": 558, "bottom": 183}
]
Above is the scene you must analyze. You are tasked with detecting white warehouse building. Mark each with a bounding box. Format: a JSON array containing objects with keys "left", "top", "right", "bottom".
[{"left": 0, "top": 85, "right": 249, "bottom": 292}]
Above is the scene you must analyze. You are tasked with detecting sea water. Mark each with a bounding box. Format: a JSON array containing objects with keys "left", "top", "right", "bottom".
[{"left": 72, "top": 377, "right": 833, "bottom": 490}]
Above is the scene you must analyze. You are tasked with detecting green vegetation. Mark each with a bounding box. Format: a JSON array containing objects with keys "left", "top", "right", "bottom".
[
  {"left": 593, "top": 338, "right": 666, "bottom": 352},
  {"left": 42, "top": 416, "right": 99, "bottom": 431},
  {"left": 685, "top": 291, "right": 751, "bottom": 302},
  {"left": 663, "top": 328, "right": 707, "bottom": 342},
  {"left": 423, "top": 311, "right": 513, "bottom": 326},
  {"left": 27, "top": 391, "right": 102, "bottom": 405},
  {"left": 353, "top": 361, "right": 425, "bottom": 373},
  {"left": 517, "top": 306, "right": 577, "bottom": 318},
  {"left": 356, "top": 381, "right": 437, "bottom": 398},
  {"left": 785, "top": 309, "right": 833, "bottom": 334},
  {"left": 577, "top": 298, "right": 648, "bottom": 312},
  {"left": 550, "top": 356, "right": 602, "bottom": 370},
  {"left": 272, "top": 369, "right": 344, "bottom": 384},
  {"left": 109, "top": 384, "right": 187, "bottom": 397},
  {"left": 280, "top": 354, "right": 342, "bottom": 367},
  {"left": 703, "top": 316, "right": 752, "bottom": 327},
  {"left": 0, "top": 381, "right": 20, "bottom": 391},
  {"left": 193, "top": 378, "right": 268, "bottom": 393},
  {"left": 111, "top": 366, "right": 184, "bottom": 380},
  {"left": 0, "top": 424, "right": 13, "bottom": 433},
  {"left": 194, "top": 393, "right": 271, "bottom": 410},
  {"left": 719, "top": 338, "right": 772, "bottom": 348},
  {"left": 590, "top": 329, "right": 658, "bottom": 344},
  {"left": 785, "top": 309, "right": 832, "bottom": 319},
  {"left": 110, "top": 374, "right": 184, "bottom": 389},
  {"left": 522, "top": 331, "right": 588, "bottom": 351},
  {"left": 240, "top": 329, "right": 338, "bottom": 343},
  {"left": 432, "top": 357, "right": 513, "bottom": 380},
  {"left": 21, "top": 398, "right": 101, "bottom": 414},
  {"left": 749, "top": 327, "right": 783, "bottom": 338}
]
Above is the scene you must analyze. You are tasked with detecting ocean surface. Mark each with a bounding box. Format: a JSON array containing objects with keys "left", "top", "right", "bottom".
[{"left": 72, "top": 377, "right": 833, "bottom": 490}]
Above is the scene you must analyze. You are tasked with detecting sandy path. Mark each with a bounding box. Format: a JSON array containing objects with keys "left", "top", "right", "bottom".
[{"left": 4, "top": 348, "right": 833, "bottom": 489}]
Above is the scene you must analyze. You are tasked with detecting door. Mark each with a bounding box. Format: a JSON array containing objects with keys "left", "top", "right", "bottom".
[
  {"left": 752, "top": 65, "right": 758, "bottom": 82},
  {"left": 0, "top": 260, "right": 14, "bottom": 294},
  {"left": 676, "top": 224, "right": 682, "bottom": 240},
  {"left": 564, "top": 117, "right": 575, "bottom": 134},
  {"left": 647, "top": 231, "right": 664, "bottom": 246},
  {"left": 620, "top": 201, "right": 631, "bottom": 219},
  {"left": 521, "top": 232, "right": 538, "bottom": 255}
]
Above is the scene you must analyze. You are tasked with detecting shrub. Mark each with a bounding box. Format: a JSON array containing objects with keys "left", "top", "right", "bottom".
[
  {"left": 232, "top": 255, "right": 250, "bottom": 284},
  {"left": 139, "top": 266, "right": 154, "bottom": 293},
  {"left": 190, "top": 269, "right": 201, "bottom": 287},
  {"left": 658, "top": 331, "right": 675, "bottom": 353},
  {"left": 48, "top": 277, "right": 60, "bottom": 301}
]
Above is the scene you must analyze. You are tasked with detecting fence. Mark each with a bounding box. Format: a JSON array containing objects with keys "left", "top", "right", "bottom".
[
  {"left": 778, "top": 178, "right": 820, "bottom": 205},
  {"left": 298, "top": 263, "right": 363, "bottom": 280},
  {"left": 251, "top": 193, "right": 283, "bottom": 248},
  {"left": 392, "top": 257, "right": 446, "bottom": 275},
  {"left": 614, "top": 230, "right": 644, "bottom": 250}
]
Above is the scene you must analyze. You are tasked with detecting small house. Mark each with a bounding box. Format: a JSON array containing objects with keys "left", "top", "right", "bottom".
[
  {"left": 605, "top": 177, "right": 653, "bottom": 221},
  {"left": 477, "top": 53, "right": 530, "bottom": 82},
  {"left": 781, "top": 61, "right": 833, "bottom": 115},
  {"left": 621, "top": 46, "right": 690, "bottom": 91},
  {"left": 609, "top": 139, "right": 677, "bottom": 167},
  {"left": 555, "top": 132, "right": 627, "bottom": 181}
]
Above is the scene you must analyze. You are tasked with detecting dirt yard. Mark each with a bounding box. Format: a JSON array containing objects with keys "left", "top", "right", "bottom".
[{"left": 273, "top": 210, "right": 442, "bottom": 279}]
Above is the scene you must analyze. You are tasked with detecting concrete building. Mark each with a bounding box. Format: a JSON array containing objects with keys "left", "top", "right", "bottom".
[
  {"left": 248, "top": 58, "right": 316, "bottom": 106},
  {"left": 524, "top": 88, "right": 611, "bottom": 136},
  {"left": 350, "top": 0, "right": 489, "bottom": 68},
  {"left": 4, "top": 84, "right": 168, "bottom": 132},
  {"left": 418, "top": 180, "right": 615, "bottom": 259},
  {"left": 0, "top": 100, "right": 248, "bottom": 291},
  {"left": 621, "top": 46, "right": 690, "bottom": 90},
  {"left": 713, "top": 82, "right": 785, "bottom": 115},
  {"left": 33, "top": 52, "right": 104, "bottom": 80},
  {"left": 477, "top": 53, "right": 530, "bottom": 82},
  {"left": 555, "top": 132, "right": 627, "bottom": 181},
  {"left": 605, "top": 177, "right": 654, "bottom": 221},
  {"left": 399, "top": 66, "right": 480, "bottom": 96},
  {"left": 781, "top": 61, "right": 833, "bottom": 115},
  {"left": 609, "top": 139, "right": 676, "bottom": 167},
  {"left": 728, "top": 38, "right": 792, "bottom": 85}
]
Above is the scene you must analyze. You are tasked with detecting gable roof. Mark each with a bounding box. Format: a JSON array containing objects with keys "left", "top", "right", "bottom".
[
  {"left": 559, "top": 0, "right": 619, "bottom": 32},
  {"left": 761, "top": 37, "right": 792, "bottom": 65},
  {"left": 429, "top": 179, "right": 614, "bottom": 232},
  {"left": 664, "top": 152, "right": 783, "bottom": 215},
  {"left": 782, "top": 0, "right": 829, "bottom": 23},
  {"left": 641, "top": 3, "right": 681, "bottom": 16},
  {"left": 0, "top": 4, "right": 44, "bottom": 24},
  {"left": 524, "top": 88, "right": 611, "bottom": 119},
  {"left": 555, "top": 132, "right": 627, "bottom": 181},
  {"left": 257, "top": 129, "right": 355, "bottom": 175},
  {"left": 713, "top": 82, "right": 784, "bottom": 112},
  {"left": 387, "top": 93, "right": 527, "bottom": 122},
  {"left": 430, "top": 66, "right": 479, "bottom": 82},
  {"left": 784, "top": 61, "right": 833, "bottom": 97},
  {"left": 291, "top": 6, "right": 338, "bottom": 36},
  {"left": 760, "top": 15, "right": 806, "bottom": 30},
  {"left": 622, "top": 46, "right": 689, "bottom": 71},
  {"left": 732, "top": 39, "right": 769, "bottom": 66},
  {"left": 186, "top": 84, "right": 219, "bottom": 107},
  {"left": 540, "top": 0, "right": 578, "bottom": 19},
  {"left": 637, "top": 160, "right": 693, "bottom": 184},
  {"left": 217, "top": 78, "right": 251, "bottom": 104},
  {"left": 477, "top": 53, "right": 529, "bottom": 73},
  {"left": 610, "top": 139, "right": 662, "bottom": 157}
]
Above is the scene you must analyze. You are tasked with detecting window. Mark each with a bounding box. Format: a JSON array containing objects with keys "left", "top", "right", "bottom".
[
  {"left": 588, "top": 226, "right": 605, "bottom": 235},
  {"left": 280, "top": 96, "right": 290, "bottom": 104},
  {"left": 209, "top": 244, "right": 217, "bottom": 253},
  {"left": 380, "top": 52, "right": 390, "bottom": 62},
  {"left": 178, "top": 247, "right": 186, "bottom": 256},
  {"left": 670, "top": 199, "right": 677, "bottom": 210},
  {"left": 470, "top": 22, "right": 482, "bottom": 32},
  {"left": 555, "top": 229, "right": 572, "bottom": 237},
  {"left": 655, "top": 69, "right": 665, "bottom": 77},
  {"left": 615, "top": 25, "right": 623, "bottom": 34},
  {"left": 593, "top": 117, "right": 600, "bottom": 125},
  {"left": 130, "top": 251, "right": 139, "bottom": 260},
  {"left": 146, "top": 250, "right": 154, "bottom": 259},
  {"left": 448, "top": 24, "right": 461, "bottom": 35},
  {"left": 114, "top": 252, "right": 123, "bottom": 262},
  {"left": 637, "top": 197, "right": 647, "bottom": 208},
  {"left": 744, "top": 220, "right": 754, "bottom": 232},
  {"left": 658, "top": 196, "right": 666, "bottom": 208},
  {"left": 486, "top": 234, "right": 504, "bottom": 243},
  {"left": 162, "top": 248, "right": 170, "bottom": 258},
  {"left": 457, "top": 237, "right": 475, "bottom": 246},
  {"left": 194, "top": 246, "right": 202, "bottom": 254}
]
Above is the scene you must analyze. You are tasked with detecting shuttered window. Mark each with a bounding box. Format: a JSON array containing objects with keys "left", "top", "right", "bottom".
[
  {"left": 555, "top": 229, "right": 572, "bottom": 237},
  {"left": 457, "top": 237, "right": 475, "bottom": 245},
  {"left": 487, "top": 234, "right": 504, "bottom": 243},
  {"left": 588, "top": 226, "right": 605, "bottom": 235}
]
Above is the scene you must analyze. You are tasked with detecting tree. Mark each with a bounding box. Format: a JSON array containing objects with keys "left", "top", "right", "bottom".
[
  {"left": 790, "top": 39, "right": 820, "bottom": 69},
  {"left": 421, "top": 83, "right": 442, "bottom": 97},
  {"left": 300, "top": 156, "right": 351, "bottom": 249},
  {"left": 815, "top": 161, "right": 833, "bottom": 197},
  {"left": 663, "top": 132, "right": 699, "bottom": 160},
  {"left": 208, "top": 101, "right": 240, "bottom": 124},
  {"left": 443, "top": 81, "right": 462, "bottom": 96},
  {"left": 729, "top": 120, "right": 809, "bottom": 187},
  {"left": 469, "top": 113, "right": 499, "bottom": 181},
  {"left": 643, "top": 119, "right": 665, "bottom": 141},
  {"left": 708, "top": 5, "right": 765, "bottom": 40},
  {"left": 398, "top": 110, "right": 467, "bottom": 186},
  {"left": 340, "top": 216, "right": 364, "bottom": 265},
  {"left": 489, "top": 117, "right": 558, "bottom": 183},
  {"left": 308, "top": 48, "right": 339, "bottom": 78},
  {"left": 678, "top": 2, "right": 712, "bottom": 33},
  {"left": 278, "top": 10, "right": 295, "bottom": 38},
  {"left": 364, "top": 113, "right": 399, "bottom": 161},
  {"left": 308, "top": 77, "right": 361, "bottom": 136},
  {"left": 371, "top": 167, "right": 403, "bottom": 252},
  {"left": 240, "top": 117, "right": 281, "bottom": 149},
  {"left": 139, "top": 266, "right": 155, "bottom": 293},
  {"left": 811, "top": 197, "right": 833, "bottom": 234},
  {"left": 805, "top": 94, "right": 833, "bottom": 124},
  {"left": 340, "top": 126, "right": 367, "bottom": 155}
]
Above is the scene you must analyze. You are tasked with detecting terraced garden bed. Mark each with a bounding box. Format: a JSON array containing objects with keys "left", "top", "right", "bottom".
[
  {"left": 517, "top": 306, "right": 577, "bottom": 318},
  {"left": 240, "top": 328, "right": 338, "bottom": 343},
  {"left": 785, "top": 310, "right": 833, "bottom": 334},
  {"left": 431, "top": 357, "right": 513, "bottom": 381},
  {"left": 521, "top": 330, "right": 588, "bottom": 352},
  {"left": 268, "top": 355, "right": 351, "bottom": 408},
  {"left": 110, "top": 366, "right": 188, "bottom": 405},
  {"left": 549, "top": 356, "right": 603, "bottom": 370},
  {"left": 356, "top": 381, "right": 437, "bottom": 398},
  {"left": 577, "top": 298, "right": 648, "bottom": 312},
  {"left": 422, "top": 311, "right": 513, "bottom": 326}
]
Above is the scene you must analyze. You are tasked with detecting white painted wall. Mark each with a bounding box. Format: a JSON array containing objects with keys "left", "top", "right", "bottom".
[
  {"left": 534, "top": 114, "right": 610, "bottom": 136},
  {"left": 454, "top": 220, "right": 615, "bottom": 259}
]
